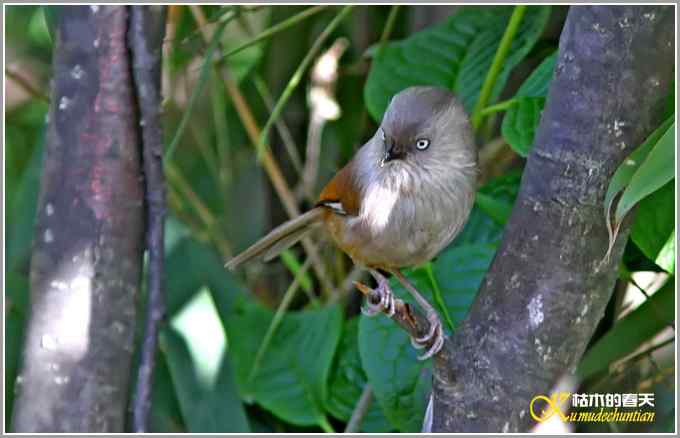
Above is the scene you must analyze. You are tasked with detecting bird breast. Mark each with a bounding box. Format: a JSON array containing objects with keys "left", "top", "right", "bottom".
[{"left": 328, "top": 163, "right": 475, "bottom": 269}]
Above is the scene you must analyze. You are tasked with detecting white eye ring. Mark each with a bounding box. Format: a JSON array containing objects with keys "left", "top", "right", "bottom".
[{"left": 416, "top": 138, "right": 430, "bottom": 150}]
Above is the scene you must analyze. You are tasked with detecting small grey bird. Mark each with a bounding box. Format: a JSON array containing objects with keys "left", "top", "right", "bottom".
[{"left": 227, "top": 86, "right": 478, "bottom": 359}]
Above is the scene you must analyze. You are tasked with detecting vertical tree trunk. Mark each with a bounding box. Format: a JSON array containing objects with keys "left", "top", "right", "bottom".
[
  {"left": 431, "top": 5, "right": 674, "bottom": 432},
  {"left": 11, "top": 6, "right": 145, "bottom": 432}
]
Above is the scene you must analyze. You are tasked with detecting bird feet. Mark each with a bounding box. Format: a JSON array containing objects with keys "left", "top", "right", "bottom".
[
  {"left": 359, "top": 274, "right": 395, "bottom": 317},
  {"left": 410, "top": 312, "right": 444, "bottom": 361},
  {"left": 355, "top": 272, "right": 444, "bottom": 361}
]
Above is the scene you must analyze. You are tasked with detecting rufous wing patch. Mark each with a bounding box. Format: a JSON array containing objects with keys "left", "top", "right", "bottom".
[{"left": 317, "top": 160, "right": 361, "bottom": 216}]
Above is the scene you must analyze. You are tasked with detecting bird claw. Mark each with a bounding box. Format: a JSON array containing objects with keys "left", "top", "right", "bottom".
[
  {"left": 411, "top": 314, "right": 444, "bottom": 361},
  {"left": 358, "top": 278, "right": 395, "bottom": 317},
  {"left": 356, "top": 271, "right": 444, "bottom": 361}
]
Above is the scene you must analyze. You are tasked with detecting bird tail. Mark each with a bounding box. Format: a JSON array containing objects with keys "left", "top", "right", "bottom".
[{"left": 225, "top": 207, "right": 325, "bottom": 270}]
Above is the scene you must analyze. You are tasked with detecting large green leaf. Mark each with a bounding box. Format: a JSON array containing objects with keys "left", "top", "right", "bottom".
[
  {"left": 325, "top": 318, "right": 392, "bottom": 432},
  {"left": 358, "top": 286, "right": 432, "bottom": 433},
  {"left": 630, "top": 180, "right": 675, "bottom": 273},
  {"left": 577, "top": 278, "right": 674, "bottom": 379},
  {"left": 433, "top": 243, "right": 496, "bottom": 326},
  {"left": 501, "top": 52, "right": 557, "bottom": 156},
  {"left": 364, "top": 6, "right": 551, "bottom": 120},
  {"left": 161, "top": 327, "right": 250, "bottom": 432},
  {"left": 357, "top": 173, "right": 520, "bottom": 432},
  {"left": 226, "top": 300, "right": 342, "bottom": 427}
]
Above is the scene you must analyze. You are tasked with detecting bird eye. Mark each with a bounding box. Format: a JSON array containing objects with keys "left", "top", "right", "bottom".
[{"left": 415, "top": 138, "right": 430, "bottom": 150}]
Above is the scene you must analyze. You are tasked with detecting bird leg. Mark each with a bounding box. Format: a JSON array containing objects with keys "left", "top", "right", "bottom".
[
  {"left": 360, "top": 269, "right": 396, "bottom": 317},
  {"left": 390, "top": 269, "right": 444, "bottom": 360}
]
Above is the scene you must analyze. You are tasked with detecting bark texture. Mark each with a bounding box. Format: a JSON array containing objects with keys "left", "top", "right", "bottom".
[
  {"left": 11, "top": 6, "right": 144, "bottom": 432},
  {"left": 128, "top": 5, "right": 167, "bottom": 432},
  {"left": 431, "top": 5, "right": 674, "bottom": 432}
]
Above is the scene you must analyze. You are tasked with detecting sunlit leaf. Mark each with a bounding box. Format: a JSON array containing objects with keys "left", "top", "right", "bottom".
[
  {"left": 614, "top": 122, "right": 675, "bottom": 223},
  {"left": 630, "top": 181, "right": 675, "bottom": 273},
  {"left": 162, "top": 328, "right": 250, "bottom": 432},
  {"left": 577, "top": 278, "right": 674, "bottom": 379}
]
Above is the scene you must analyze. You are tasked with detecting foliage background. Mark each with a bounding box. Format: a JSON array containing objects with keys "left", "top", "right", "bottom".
[{"left": 4, "top": 5, "right": 675, "bottom": 433}]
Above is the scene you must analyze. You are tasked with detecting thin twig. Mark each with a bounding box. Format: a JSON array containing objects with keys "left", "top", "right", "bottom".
[
  {"left": 214, "top": 5, "right": 328, "bottom": 65},
  {"left": 253, "top": 75, "right": 304, "bottom": 176},
  {"left": 255, "top": 6, "right": 354, "bottom": 160},
  {"left": 327, "top": 265, "right": 364, "bottom": 305},
  {"left": 470, "top": 6, "right": 527, "bottom": 130},
  {"left": 165, "top": 13, "right": 232, "bottom": 161},
  {"left": 378, "top": 5, "right": 401, "bottom": 55},
  {"left": 344, "top": 384, "right": 374, "bottom": 432},
  {"left": 129, "top": 5, "right": 168, "bottom": 432},
  {"left": 166, "top": 163, "right": 232, "bottom": 257},
  {"left": 234, "top": 11, "right": 305, "bottom": 177},
  {"left": 189, "top": 5, "right": 335, "bottom": 296},
  {"left": 5, "top": 65, "right": 49, "bottom": 102}
]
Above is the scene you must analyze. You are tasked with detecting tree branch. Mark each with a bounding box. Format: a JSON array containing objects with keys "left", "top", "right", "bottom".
[
  {"left": 128, "top": 5, "right": 167, "bottom": 432},
  {"left": 11, "top": 6, "right": 145, "bottom": 432},
  {"left": 431, "top": 5, "right": 674, "bottom": 432}
]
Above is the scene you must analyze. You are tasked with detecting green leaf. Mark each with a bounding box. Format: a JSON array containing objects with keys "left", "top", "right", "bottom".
[
  {"left": 630, "top": 180, "right": 675, "bottom": 273},
  {"left": 149, "top": 351, "right": 185, "bottom": 432},
  {"left": 454, "top": 170, "right": 522, "bottom": 246},
  {"left": 6, "top": 271, "right": 29, "bottom": 316},
  {"left": 433, "top": 243, "right": 496, "bottom": 325},
  {"left": 5, "top": 310, "right": 25, "bottom": 431},
  {"left": 162, "top": 328, "right": 250, "bottom": 432},
  {"left": 171, "top": 289, "right": 227, "bottom": 388},
  {"left": 29, "top": 7, "right": 51, "bottom": 47},
  {"left": 655, "top": 229, "right": 675, "bottom": 274},
  {"left": 501, "top": 52, "right": 556, "bottom": 155},
  {"left": 364, "top": 6, "right": 551, "bottom": 120},
  {"left": 515, "top": 51, "right": 557, "bottom": 97},
  {"left": 577, "top": 278, "right": 674, "bottom": 379},
  {"left": 604, "top": 118, "right": 673, "bottom": 220},
  {"left": 7, "top": 130, "right": 45, "bottom": 274},
  {"left": 614, "top": 122, "right": 675, "bottom": 223},
  {"left": 325, "top": 318, "right": 392, "bottom": 432},
  {"left": 474, "top": 189, "right": 514, "bottom": 225},
  {"left": 603, "top": 117, "right": 674, "bottom": 259},
  {"left": 226, "top": 300, "right": 342, "bottom": 427},
  {"left": 165, "top": 233, "right": 246, "bottom": 319},
  {"left": 501, "top": 96, "right": 545, "bottom": 156},
  {"left": 358, "top": 292, "right": 432, "bottom": 432}
]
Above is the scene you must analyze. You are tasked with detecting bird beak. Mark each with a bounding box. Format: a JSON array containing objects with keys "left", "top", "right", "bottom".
[{"left": 380, "top": 135, "right": 405, "bottom": 167}]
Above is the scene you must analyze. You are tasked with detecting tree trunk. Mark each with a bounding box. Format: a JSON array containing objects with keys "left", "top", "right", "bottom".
[
  {"left": 431, "top": 5, "right": 674, "bottom": 432},
  {"left": 11, "top": 6, "right": 145, "bottom": 432}
]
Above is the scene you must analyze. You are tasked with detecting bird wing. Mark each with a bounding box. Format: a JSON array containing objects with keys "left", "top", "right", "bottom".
[{"left": 316, "top": 160, "right": 361, "bottom": 216}]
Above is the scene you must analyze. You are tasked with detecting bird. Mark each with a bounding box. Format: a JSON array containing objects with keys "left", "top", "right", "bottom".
[{"left": 226, "top": 86, "right": 478, "bottom": 359}]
